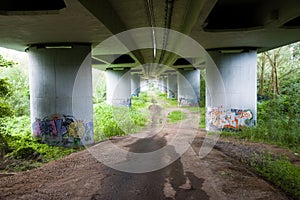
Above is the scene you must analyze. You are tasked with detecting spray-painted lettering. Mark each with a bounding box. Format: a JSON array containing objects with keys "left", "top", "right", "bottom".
[{"left": 206, "top": 107, "right": 255, "bottom": 130}]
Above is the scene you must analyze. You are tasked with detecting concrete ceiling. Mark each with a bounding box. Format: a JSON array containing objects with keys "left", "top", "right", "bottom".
[{"left": 0, "top": 0, "right": 300, "bottom": 78}]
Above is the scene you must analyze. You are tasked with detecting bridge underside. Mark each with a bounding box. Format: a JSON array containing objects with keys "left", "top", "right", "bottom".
[{"left": 0, "top": 0, "right": 299, "bottom": 144}]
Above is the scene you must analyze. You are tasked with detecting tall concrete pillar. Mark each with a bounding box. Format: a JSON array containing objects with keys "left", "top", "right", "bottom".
[
  {"left": 167, "top": 74, "right": 177, "bottom": 98},
  {"left": 131, "top": 74, "right": 140, "bottom": 96},
  {"left": 140, "top": 78, "right": 148, "bottom": 92},
  {"left": 206, "top": 51, "right": 257, "bottom": 130},
  {"left": 177, "top": 69, "right": 200, "bottom": 106},
  {"left": 162, "top": 77, "right": 168, "bottom": 93},
  {"left": 106, "top": 68, "right": 131, "bottom": 106},
  {"left": 158, "top": 78, "right": 163, "bottom": 92},
  {"left": 28, "top": 43, "right": 94, "bottom": 145}
]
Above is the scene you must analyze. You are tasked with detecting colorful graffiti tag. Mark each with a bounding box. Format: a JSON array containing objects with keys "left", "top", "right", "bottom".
[
  {"left": 206, "top": 107, "right": 255, "bottom": 130},
  {"left": 32, "top": 114, "right": 93, "bottom": 147}
]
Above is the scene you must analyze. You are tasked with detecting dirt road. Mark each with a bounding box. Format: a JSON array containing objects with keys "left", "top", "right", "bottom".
[{"left": 0, "top": 106, "right": 293, "bottom": 200}]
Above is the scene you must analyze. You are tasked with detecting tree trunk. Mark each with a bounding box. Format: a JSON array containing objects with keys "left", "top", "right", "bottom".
[{"left": 258, "top": 53, "right": 266, "bottom": 96}]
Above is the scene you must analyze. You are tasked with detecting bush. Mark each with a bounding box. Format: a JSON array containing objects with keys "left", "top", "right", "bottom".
[
  {"left": 222, "top": 93, "right": 300, "bottom": 153},
  {"left": 94, "top": 101, "right": 150, "bottom": 142},
  {"left": 0, "top": 116, "right": 80, "bottom": 171},
  {"left": 167, "top": 110, "right": 186, "bottom": 123}
]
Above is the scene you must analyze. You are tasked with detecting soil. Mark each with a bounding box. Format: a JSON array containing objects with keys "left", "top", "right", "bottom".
[{"left": 0, "top": 106, "right": 299, "bottom": 200}]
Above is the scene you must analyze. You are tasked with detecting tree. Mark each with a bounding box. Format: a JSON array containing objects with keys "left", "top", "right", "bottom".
[
  {"left": 0, "top": 55, "right": 14, "bottom": 117},
  {"left": 265, "top": 48, "right": 282, "bottom": 98},
  {"left": 257, "top": 41, "right": 300, "bottom": 99},
  {"left": 257, "top": 52, "right": 267, "bottom": 97},
  {"left": 0, "top": 55, "right": 15, "bottom": 157}
]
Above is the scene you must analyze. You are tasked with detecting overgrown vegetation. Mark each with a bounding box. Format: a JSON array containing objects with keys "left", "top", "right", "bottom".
[
  {"left": 0, "top": 54, "right": 80, "bottom": 172},
  {"left": 167, "top": 110, "right": 187, "bottom": 123},
  {"left": 0, "top": 40, "right": 299, "bottom": 200},
  {"left": 249, "top": 153, "right": 300, "bottom": 199},
  {"left": 93, "top": 92, "right": 151, "bottom": 142},
  {"left": 222, "top": 93, "right": 300, "bottom": 154},
  {"left": 157, "top": 92, "right": 178, "bottom": 107},
  {"left": 221, "top": 42, "right": 300, "bottom": 199},
  {"left": 222, "top": 47, "right": 300, "bottom": 154}
]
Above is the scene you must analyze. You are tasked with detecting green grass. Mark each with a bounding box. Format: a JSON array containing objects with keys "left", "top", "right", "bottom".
[
  {"left": 220, "top": 96, "right": 300, "bottom": 199},
  {"left": 156, "top": 92, "right": 178, "bottom": 107},
  {"left": 199, "top": 107, "right": 206, "bottom": 128},
  {"left": 167, "top": 110, "right": 187, "bottom": 123},
  {"left": 93, "top": 93, "right": 151, "bottom": 142},
  {"left": 222, "top": 126, "right": 300, "bottom": 154},
  {"left": 221, "top": 97, "right": 300, "bottom": 154},
  {"left": 0, "top": 116, "right": 82, "bottom": 172},
  {"left": 249, "top": 153, "right": 300, "bottom": 199}
]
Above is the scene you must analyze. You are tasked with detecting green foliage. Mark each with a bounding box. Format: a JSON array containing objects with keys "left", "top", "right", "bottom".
[
  {"left": 0, "top": 102, "right": 14, "bottom": 118},
  {"left": 222, "top": 90, "right": 300, "bottom": 153},
  {"left": 131, "top": 92, "right": 152, "bottom": 108},
  {"left": 200, "top": 69, "right": 206, "bottom": 107},
  {"left": 0, "top": 67, "right": 30, "bottom": 116},
  {"left": 167, "top": 110, "right": 186, "bottom": 123},
  {"left": 93, "top": 70, "right": 106, "bottom": 104},
  {"left": 94, "top": 98, "right": 150, "bottom": 142},
  {"left": 257, "top": 41, "right": 300, "bottom": 99},
  {"left": 0, "top": 116, "right": 80, "bottom": 171},
  {"left": 0, "top": 55, "right": 15, "bottom": 68},
  {"left": 199, "top": 107, "right": 206, "bottom": 128},
  {"left": 156, "top": 92, "right": 178, "bottom": 107},
  {"left": 0, "top": 79, "right": 13, "bottom": 118},
  {"left": 250, "top": 154, "right": 300, "bottom": 199},
  {"left": 0, "top": 78, "right": 11, "bottom": 97},
  {"left": 0, "top": 55, "right": 16, "bottom": 157}
]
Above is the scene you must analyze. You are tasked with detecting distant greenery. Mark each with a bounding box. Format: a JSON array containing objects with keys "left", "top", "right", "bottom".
[
  {"left": 1, "top": 67, "right": 30, "bottom": 116},
  {"left": 157, "top": 92, "right": 178, "bottom": 107},
  {"left": 0, "top": 55, "right": 15, "bottom": 159}
]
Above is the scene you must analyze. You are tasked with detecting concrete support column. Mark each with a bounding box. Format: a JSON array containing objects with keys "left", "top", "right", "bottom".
[
  {"left": 140, "top": 78, "right": 148, "bottom": 92},
  {"left": 162, "top": 77, "right": 168, "bottom": 93},
  {"left": 28, "top": 43, "right": 94, "bottom": 145},
  {"left": 131, "top": 74, "right": 140, "bottom": 97},
  {"left": 206, "top": 51, "right": 257, "bottom": 130},
  {"left": 167, "top": 74, "right": 177, "bottom": 98},
  {"left": 177, "top": 69, "right": 200, "bottom": 106},
  {"left": 106, "top": 69, "right": 131, "bottom": 106},
  {"left": 158, "top": 78, "right": 163, "bottom": 92}
]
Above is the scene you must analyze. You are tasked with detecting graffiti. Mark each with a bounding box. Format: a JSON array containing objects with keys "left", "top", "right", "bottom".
[
  {"left": 32, "top": 114, "right": 93, "bottom": 147},
  {"left": 179, "top": 97, "right": 200, "bottom": 107},
  {"left": 206, "top": 107, "right": 255, "bottom": 130}
]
